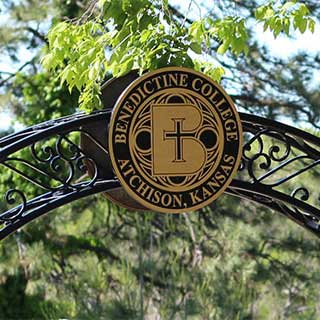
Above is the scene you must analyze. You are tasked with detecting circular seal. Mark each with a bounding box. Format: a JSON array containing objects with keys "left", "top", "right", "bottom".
[{"left": 108, "top": 67, "right": 242, "bottom": 213}]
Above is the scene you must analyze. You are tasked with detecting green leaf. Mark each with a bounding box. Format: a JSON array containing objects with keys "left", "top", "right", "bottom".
[
  {"left": 309, "top": 19, "right": 315, "bottom": 33},
  {"left": 281, "top": 2, "right": 296, "bottom": 12},
  {"left": 60, "top": 66, "right": 72, "bottom": 85},
  {"left": 255, "top": 6, "right": 268, "bottom": 20},
  {"left": 299, "top": 3, "right": 310, "bottom": 15},
  {"left": 231, "top": 38, "right": 245, "bottom": 55},
  {"left": 189, "top": 20, "right": 205, "bottom": 43},
  {"left": 283, "top": 18, "right": 290, "bottom": 36},
  {"left": 295, "top": 16, "right": 307, "bottom": 33},
  {"left": 117, "top": 57, "right": 134, "bottom": 76},
  {"left": 211, "top": 67, "right": 225, "bottom": 82},
  {"left": 264, "top": 7, "right": 275, "bottom": 19},
  {"left": 300, "top": 18, "right": 307, "bottom": 33},
  {"left": 140, "top": 29, "right": 152, "bottom": 42},
  {"left": 273, "top": 18, "right": 283, "bottom": 38},
  {"left": 41, "top": 53, "right": 54, "bottom": 70},
  {"left": 217, "top": 40, "right": 230, "bottom": 55},
  {"left": 243, "top": 45, "right": 249, "bottom": 56},
  {"left": 190, "top": 42, "right": 202, "bottom": 54}
]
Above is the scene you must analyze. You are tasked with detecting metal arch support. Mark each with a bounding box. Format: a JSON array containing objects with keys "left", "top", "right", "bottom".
[
  {"left": 0, "top": 180, "right": 119, "bottom": 240},
  {"left": 0, "top": 110, "right": 320, "bottom": 240},
  {"left": 229, "top": 113, "right": 320, "bottom": 236}
]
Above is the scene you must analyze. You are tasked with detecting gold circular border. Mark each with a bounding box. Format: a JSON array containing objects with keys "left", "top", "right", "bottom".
[{"left": 108, "top": 67, "right": 243, "bottom": 213}]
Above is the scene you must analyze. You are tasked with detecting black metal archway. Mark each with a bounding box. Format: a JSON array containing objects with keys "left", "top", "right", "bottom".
[{"left": 1, "top": 110, "right": 319, "bottom": 240}]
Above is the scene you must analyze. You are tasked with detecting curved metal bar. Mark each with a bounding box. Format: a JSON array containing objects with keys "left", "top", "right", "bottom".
[
  {"left": 227, "top": 180, "right": 320, "bottom": 220},
  {"left": 0, "top": 180, "right": 120, "bottom": 240},
  {"left": 226, "top": 185, "right": 320, "bottom": 237},
  {"left": 0, "top": 111, "right": 319, "bottom": 240},
  {"left": 240, "top": 113, "right": 320, "bottom": 159},
  {"left": 255, "top": 155, "right": 310, "bottom": 183},
  {"left": 0, "top": 110, "right": 110, "bottom": 159},
  {"left": 4, "top": 157, "right": 68, "bottom": 190},
  {"left": 240, "top": 113, "right": 320, "bottom": 147}
]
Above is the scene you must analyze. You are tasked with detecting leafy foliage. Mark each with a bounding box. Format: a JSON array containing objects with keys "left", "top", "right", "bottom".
[
  {"left": 2, "top": 195, "right": 320, "bottom": 319},
  {"left": 255, "top": 1, "right": 315, "bottom": 36},
  {"left": 12, "top": 72, "right": 79, "bottom": 125},
  {"left": 43, "top": 0, "right": 315, "bottom": 112}
]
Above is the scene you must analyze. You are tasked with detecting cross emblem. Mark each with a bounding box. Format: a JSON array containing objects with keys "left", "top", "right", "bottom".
[{"left": 164, "top": 118, "right": 196, "bottom": 162}]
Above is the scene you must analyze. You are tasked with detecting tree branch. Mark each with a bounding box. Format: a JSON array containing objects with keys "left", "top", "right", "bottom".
[
  {"left": 168, "top": 4, "right": 194, "bottom": 25},
  {"left": 231, "top": 93, "right": 320, "bottom": 128},
  {"left": 24, "top": 27, "right": 48, "bottom": 44},
  {"left": 0, "top": 60, "right": 34, "bottom": 88}
]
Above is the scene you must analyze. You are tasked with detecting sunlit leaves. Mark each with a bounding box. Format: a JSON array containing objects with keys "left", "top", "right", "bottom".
[
  {"left": 255, "top": 1, "right": 315, "bottom": 37},
  {"left": 189, "top": 20, "right": 206, "bottom": 44},
  {"left": 194, "top": 60, "right": 225, "bottom": 83},
  {"left": 209, "top": 17, "right": 249, "bottom": 56},
  {"left": 42, "top": 21, "right": 107, "bottom": 111},
  {"left": 42, "top": 0, "right": 315, "bottom": 113}
]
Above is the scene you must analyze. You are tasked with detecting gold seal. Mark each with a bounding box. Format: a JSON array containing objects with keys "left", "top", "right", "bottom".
[{"left": 108, "top": 67, "right": 242, "bottom": 213}]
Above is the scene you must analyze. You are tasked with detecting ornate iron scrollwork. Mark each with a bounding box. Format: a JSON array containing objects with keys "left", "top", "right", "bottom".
[
  {"left": 0, "top": 111, "right": 119, "bottom": 239},
  {"left": 0, "top": 111, "right": 320, "bottom": 239},
  {"left": 229, "top": 113, "right": 320, "bottom": 236}
]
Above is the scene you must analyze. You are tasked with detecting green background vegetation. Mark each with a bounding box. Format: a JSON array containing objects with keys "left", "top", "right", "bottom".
[{"left": 0, "top": 0, "right": 320, "bottom": 319}]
